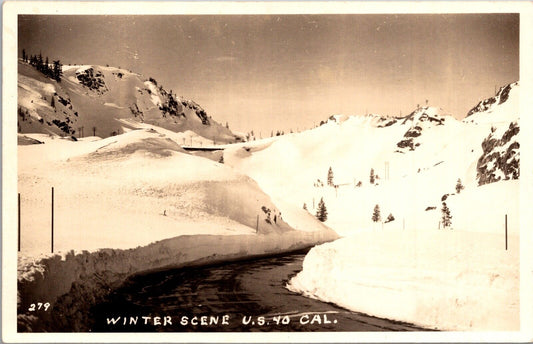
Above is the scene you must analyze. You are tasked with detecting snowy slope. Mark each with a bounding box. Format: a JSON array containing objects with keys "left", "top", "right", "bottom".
[
  {"left": 464, "top": 82, "right": 519, "bottom": 124},
  {"left": 223, "top": 82, "right": 520, "bottom": 331},
  {"left": 16, "top": 126, "right": 338, "bottom": 331},
  {"left": 18, "top": 128, "right": 336, "bottom": 255},
  {"left": 224, "top": 118, "right": 489, "bottom": 235},
  {"left": 224, "top": 83, "right": 519, "bottom": 236},
  {"left": 17, "top": 60, "right": 237, "bottom": 143}
]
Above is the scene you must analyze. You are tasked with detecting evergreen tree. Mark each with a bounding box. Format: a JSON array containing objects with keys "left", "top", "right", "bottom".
[
  {"left": 303, "top": 203, "right": 307, "bottom": 210},
  {"left": 37, "top": 53, "right": 43, "bottom": 72},
  {"left": 385, "top": 213, "right": 395, "bottom": 223},
  {"left": 22, "top": 49, "right": 26, "bottom": 62},
  {"left": 45, "top": 56, "right": 50, "bottom": 76},
  {"left": 316, "top": 197, "right": 328, "bottom": 222},
  {"left": 441, "top": 202, "right": 452, "bottom": 228},
  {"left": 218, "top": 155, "right": 224, "bottom": 164},
  {"left": 372, "top": 204, "right": 381, "bottom": 222},
  {"left": 455, "top": 178, "right": 464, "bottom": 194},
  {"left": 370, "top": 168, "right": 375, "bottom": 184},
  {"left": 327, "top": 166, "right": 334, "bottom": 186},
  {"left": 50, "top": 96, "right": 55, "bottom": 108},
  {"left": 52, "top": 60, "right": 63, "bottom": 82}
]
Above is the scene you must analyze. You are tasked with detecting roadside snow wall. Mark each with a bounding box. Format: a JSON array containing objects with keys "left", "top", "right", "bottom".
[
  {"left": 18, "top": 229, "right": 338, "bottom": 331},
  {"left": 287, "top": 229, "right": 519, "bottom": 331}
]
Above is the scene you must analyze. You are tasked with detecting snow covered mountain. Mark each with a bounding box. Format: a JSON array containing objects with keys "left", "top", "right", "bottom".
[
  {"left": 17, "top": 60, "right": 237, "bottom": 143},
  {"left": 16, "top": 69, "right": 520, "bottom": 332},
  {"left": 222, "top": 82, "right": 520, "bottom": 331},
  {"left": 225, "top": 81, "right": 519, "bottom": 234}
]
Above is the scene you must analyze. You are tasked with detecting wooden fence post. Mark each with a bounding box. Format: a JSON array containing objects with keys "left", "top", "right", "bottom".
[
  {"left": 505, "top": 214, "right": 508, "bottom": 250},
  {"left": 18, "top": 193, "right": 21, "bottom": 252},
  {"left": 51, "top": 187, "right": 54, "bottom": 253}
]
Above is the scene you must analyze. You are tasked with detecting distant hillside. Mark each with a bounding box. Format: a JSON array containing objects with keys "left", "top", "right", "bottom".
[
  {"left": 224, "top": 81, "right": 519, "bottom": 235},
  {"left": 17, "top": 60, "right": 237, "bottom": 143}
]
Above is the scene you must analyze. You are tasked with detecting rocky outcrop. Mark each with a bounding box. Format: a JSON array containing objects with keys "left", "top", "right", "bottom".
[
  {"left": 76, "top": 68, "right": 108, "bottom": 94},
  {"left": 477, "top": 122, "right": 519, "bottom": 186},
  {"left": 466, "top": 82, "right": 518, "bottom": 117},
  {"left": 395, "top": 107, "right": 447, "bottom": 152}
]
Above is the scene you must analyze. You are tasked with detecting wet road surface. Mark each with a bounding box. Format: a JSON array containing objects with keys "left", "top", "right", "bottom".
[{"left": 91, "top": 250, "right": 429, "bottom": 332}]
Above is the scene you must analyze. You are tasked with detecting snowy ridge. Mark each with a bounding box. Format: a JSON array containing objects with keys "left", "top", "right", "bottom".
[
  {"left": 464, "top": 82, "right": 519, "bottom": 124},
  {"left": 17, "top": 60, "right": 237, "bottom": 143},
  {"left": 395, "top": 106, "right": 454, "bottom": 152},
  {"left": 401, "top": 106, "right": 451, "bottom": 125},
  {"left": 327, "top": 113, "right": 399, "bottom": 128}
]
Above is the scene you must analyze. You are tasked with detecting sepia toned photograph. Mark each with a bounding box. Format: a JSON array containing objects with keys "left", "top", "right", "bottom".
[{"left": 3, "top": 1, "right": 532, "bottom": 342}]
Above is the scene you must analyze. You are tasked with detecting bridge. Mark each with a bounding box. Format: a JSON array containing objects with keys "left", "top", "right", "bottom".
[{"left": 182, "top": 146, "right": 225, "bottom": 152}]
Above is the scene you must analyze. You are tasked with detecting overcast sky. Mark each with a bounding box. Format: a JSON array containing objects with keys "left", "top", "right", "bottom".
[{"left": 18, "top": 14, "right": 519, "bottom": 134}]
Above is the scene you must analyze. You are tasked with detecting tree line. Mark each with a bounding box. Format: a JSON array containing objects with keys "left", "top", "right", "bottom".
[{"left": 21, "top": 49, "right": 63, "bottom": 82}]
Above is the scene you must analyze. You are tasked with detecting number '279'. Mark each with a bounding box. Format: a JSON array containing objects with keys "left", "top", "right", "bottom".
[{"left": 28, "top": 302, "right": 50, "bottom": 312}]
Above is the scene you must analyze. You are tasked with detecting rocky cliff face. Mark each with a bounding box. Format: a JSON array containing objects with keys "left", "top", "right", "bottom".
[
  {"left": 466, "top": 82, "right": 518, "bottom": 118},
  {"left": 477, "top": 122, "right": 519, "bottom": 186},
  {"left": 395, "top": 107, "right": 450, "bottom": 153}
]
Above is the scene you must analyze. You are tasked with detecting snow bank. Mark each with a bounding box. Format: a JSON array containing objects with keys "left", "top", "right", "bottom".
[
  {"left": 288, "top": 229, "right": 519, "bottom": 331},
  {"left": 18, "top": 228, "right": 336, "bottom": 331},
  {"left": 18, "top": 128, "right": 335, "bottom": 254},
  {"left": 17, "top": 127, "right": 338, "bottom": 331},
  {"left": 119, "top": 120, "right": 217, "bottom": 147}
]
